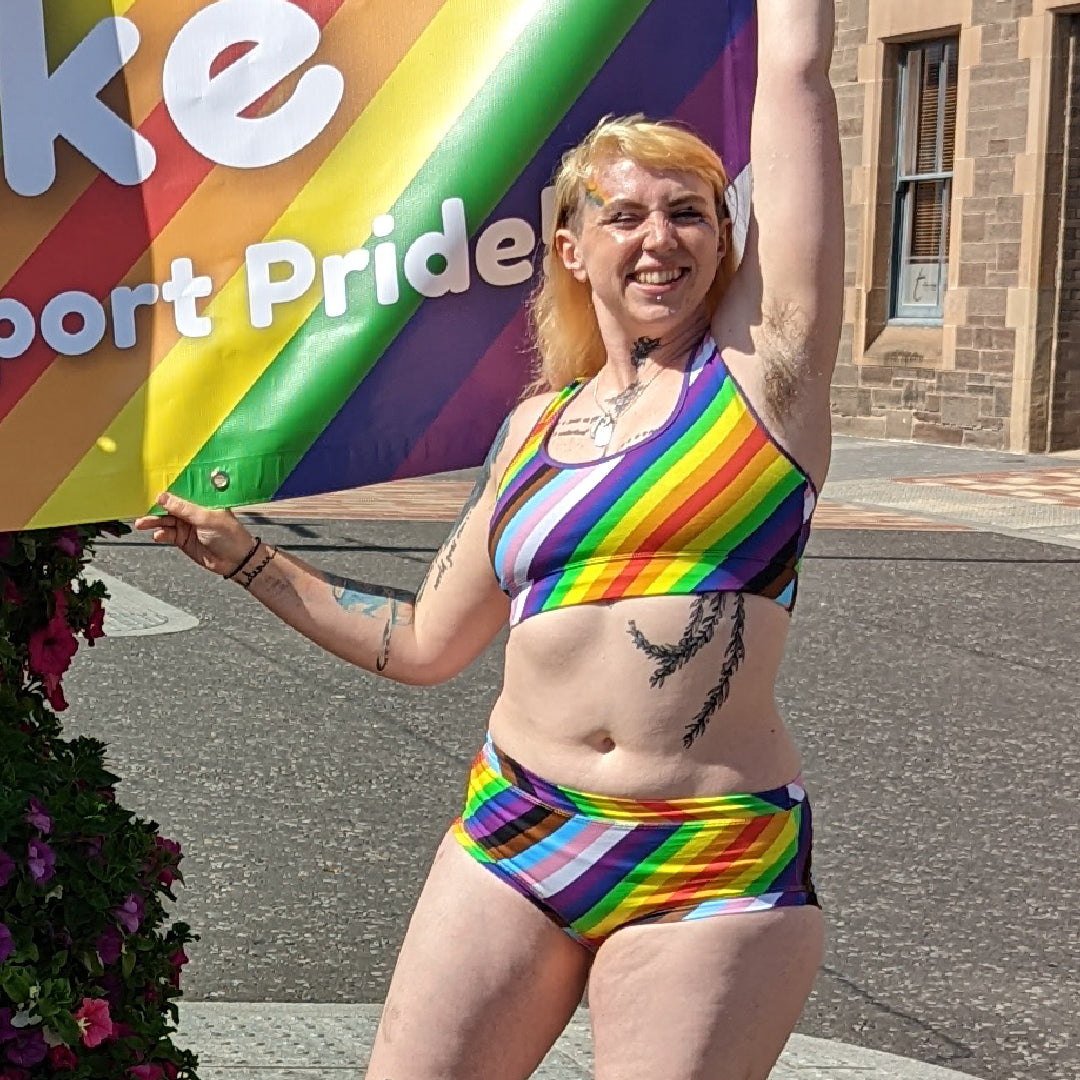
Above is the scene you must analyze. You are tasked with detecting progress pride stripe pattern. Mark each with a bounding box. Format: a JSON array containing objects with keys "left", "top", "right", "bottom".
[
  {"left": 489, "top": 338, "right": 816, "bottom": 625},
  {"left": 0, "top": 0, "right": 757, "bottom": 530}
]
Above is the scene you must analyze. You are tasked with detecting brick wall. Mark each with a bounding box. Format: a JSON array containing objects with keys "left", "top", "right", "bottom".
[{"left": 1051, "top": 15, "right": 1080, "bottom": 450}]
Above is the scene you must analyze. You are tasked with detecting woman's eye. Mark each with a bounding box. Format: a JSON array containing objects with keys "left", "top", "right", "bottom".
[{"left": 674, "top": 209, "right": 704, "bottom": 222}]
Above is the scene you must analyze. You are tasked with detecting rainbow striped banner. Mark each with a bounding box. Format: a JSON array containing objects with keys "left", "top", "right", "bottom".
[{"left": 0, "top": 0, "right": 756, "bottom": 530}]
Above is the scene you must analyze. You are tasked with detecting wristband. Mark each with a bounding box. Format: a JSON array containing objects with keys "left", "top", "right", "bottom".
[{"left": 223, "top": 536, "right": 261, "bottom": 580}]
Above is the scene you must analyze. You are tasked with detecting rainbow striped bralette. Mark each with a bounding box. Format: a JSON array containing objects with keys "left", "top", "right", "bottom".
[{"left": 488, "top": 336, "right": 818, "bottom": 627}]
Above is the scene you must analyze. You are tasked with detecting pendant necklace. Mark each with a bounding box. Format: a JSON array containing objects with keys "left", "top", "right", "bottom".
[{"left": 590, "top": 363, "right": 664, "bottom": 450}]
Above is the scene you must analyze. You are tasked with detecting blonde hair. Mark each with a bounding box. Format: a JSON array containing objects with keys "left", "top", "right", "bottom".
[{"left": 528, "top": 115, "right": 737, "bottom": 393}]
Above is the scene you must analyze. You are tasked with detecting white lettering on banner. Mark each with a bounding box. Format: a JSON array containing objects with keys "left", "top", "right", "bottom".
[
  {"left": 0, "top": 301, "right": 37, "bottom": 361},
  {"left": 111, "top": 285, "right": 162, "bottom": 350},
  {"left": 40, "top": 292, "right": 108, "bottom": 357},
  {"left": 0, "top": 0, "right": 343, "bottom": 196},
  {"left": 162, "top": 0, "right": 344, "bottom": 171},
  {"left": 246, "top": 241, "right": 318, "bottom": 330},
  {"left": 0, "top": 189, "right": 556, "bottom": 361},
  {"left": 161, "top": 259, "right": 214, "bottom": 338},
  {"left": 372, "top": 215, "right": 400, "bottom": 307},
  {"left": 322, "top": 250, "right": 372, "bottom": 319},
  {"left": 0, "top": 5, "right": 155, "bottom": 198},
  {"left": 403, "top": 197, "right": 470, "bottom": 298},
  {"left": 475, "top": 218, "right": 536, "bottom": 287}
]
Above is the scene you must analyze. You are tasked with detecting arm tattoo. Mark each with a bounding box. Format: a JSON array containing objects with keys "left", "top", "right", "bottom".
[
  {"left": 376, "top": 600, "right": 397, "bottom": 672},
  {"left": 627, "top": 592, "right": 748, "bottom": 748},
  {"left": 431, "top": 413, "right": 512, "bottom": 589},
  {"left": 320, "top": 572, "right": 415, "bottom": 625}
]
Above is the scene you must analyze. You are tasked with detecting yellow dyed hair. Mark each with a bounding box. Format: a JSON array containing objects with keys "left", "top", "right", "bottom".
[{"left": 528, "top": 115, "right": 737, "bottom": 393}]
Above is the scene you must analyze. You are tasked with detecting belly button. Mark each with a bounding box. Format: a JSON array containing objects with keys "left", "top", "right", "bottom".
[{"left": 596, "top": 735, "right": 616, "bottom": 753}]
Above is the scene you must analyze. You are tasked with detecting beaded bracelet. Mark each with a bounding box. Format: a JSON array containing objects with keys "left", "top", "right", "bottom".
[
  {"left": 223, "top": 536, "right": 261, "bottom": 581},
  {"left": 237, "top": 545, "right": 277, "bottom": 589}
]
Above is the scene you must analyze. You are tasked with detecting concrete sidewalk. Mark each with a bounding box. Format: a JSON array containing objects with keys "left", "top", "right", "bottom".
[{"left": 174, "top": 1003, "right": 990, "bottom": 1079}]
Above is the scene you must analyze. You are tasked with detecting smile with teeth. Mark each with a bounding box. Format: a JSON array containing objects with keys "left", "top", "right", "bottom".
[{"left": 630, "top": 267, "right": 687, "bottom": 286}]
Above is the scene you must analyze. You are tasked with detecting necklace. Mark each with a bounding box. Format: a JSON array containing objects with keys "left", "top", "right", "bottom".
[{"left": 590, "top": 363, "right": 664, "bottom": 449}]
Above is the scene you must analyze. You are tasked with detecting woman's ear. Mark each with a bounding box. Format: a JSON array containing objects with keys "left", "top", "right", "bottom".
[{"left": 554, "top": 228, "right": 589, "bottom": 283}]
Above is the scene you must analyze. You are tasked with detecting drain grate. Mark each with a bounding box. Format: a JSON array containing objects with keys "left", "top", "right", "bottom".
[{"left": 84, "top": 567, "right": 199, "bottom": 637}]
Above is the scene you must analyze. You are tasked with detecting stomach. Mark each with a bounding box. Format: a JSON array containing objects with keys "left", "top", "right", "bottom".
[{"left": 487, "top": 590, "right": 804, "bottom": 799}]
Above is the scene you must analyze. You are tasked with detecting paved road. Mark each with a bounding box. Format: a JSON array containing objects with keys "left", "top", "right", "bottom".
[{"left": 59, "top": 437, "right": 1080, "bottom": 1080}]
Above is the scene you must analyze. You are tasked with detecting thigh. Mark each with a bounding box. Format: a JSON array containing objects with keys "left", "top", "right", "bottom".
[
  {"left": 364, "top": 830, "right": 592, "bottom": 1080},
  {"left": 588, "top": 906, "right": 824, "bottom": 1080}
]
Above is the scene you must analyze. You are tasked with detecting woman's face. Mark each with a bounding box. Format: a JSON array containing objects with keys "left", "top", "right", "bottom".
[{"left": 555, "top": 157, "right": 726, "bottom": 337}]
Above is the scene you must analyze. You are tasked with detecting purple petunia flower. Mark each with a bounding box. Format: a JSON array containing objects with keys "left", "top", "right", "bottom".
[
  {"left": 27, "top": 839, "right": 56, "bottom": 885},
  {"left": 0, "top": 1007, "right": 15, "bottom": 1043},
  {"left": 23, "top": 798, "right": 52, "bottom": 836},
  {"left": 0, "top": 924, "right": 13, "bottom": 965},
  {"left": 112, "top": 894, "right": 144, "bottom": 934},
  {"left": 0, "top": 851, "right": 14, "bottom": 889},
  {"left": 6, "top": 1028, "right": 47, "bottom": 1067},
  {"left": 96, "top": 925, "right": 123, "bottom": 967}
]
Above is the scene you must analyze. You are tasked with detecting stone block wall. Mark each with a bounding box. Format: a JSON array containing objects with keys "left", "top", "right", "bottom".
[
  {"left": 1051, "top": 15, "right": 1080, "bottom": 449},
  {"left": 829, "top": 0, "right": 1079, "bottom": 452}
]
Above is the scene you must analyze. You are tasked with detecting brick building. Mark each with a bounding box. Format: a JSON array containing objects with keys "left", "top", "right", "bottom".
[{"left": 830, "top": 0, "right": 1080, "bottom": 451}]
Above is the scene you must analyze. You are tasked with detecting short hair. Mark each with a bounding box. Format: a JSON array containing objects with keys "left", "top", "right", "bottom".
[{"left": 528, "top": 115, "right": 737, "bottom": 392}]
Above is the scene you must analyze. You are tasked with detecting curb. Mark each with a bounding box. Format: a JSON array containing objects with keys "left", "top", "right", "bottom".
[{"left": 175, "top": 1003, "right": 987, "bottom": 1079}]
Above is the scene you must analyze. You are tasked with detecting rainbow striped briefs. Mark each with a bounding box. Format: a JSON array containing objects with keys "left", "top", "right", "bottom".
[{"left": 450, "top": 736, "right": 818, "bottom": 951}]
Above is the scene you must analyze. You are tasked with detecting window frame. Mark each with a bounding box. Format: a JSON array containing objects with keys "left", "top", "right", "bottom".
[{"left": 889, "top": 37, "right": 957, "bottom": 324}]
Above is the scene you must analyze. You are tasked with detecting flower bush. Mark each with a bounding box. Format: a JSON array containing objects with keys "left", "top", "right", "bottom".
[{"left": 0, "top": 525, "right": 198, "bottom": 1079}]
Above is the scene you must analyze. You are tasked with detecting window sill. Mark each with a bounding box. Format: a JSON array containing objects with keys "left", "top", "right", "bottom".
[{"left": 864, "top": 324, "right": 944, "bottom": 368}]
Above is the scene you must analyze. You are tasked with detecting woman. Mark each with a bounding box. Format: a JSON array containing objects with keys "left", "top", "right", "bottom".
[{"left": 136, "top": 2, "right": 842, "bottom": 1075}]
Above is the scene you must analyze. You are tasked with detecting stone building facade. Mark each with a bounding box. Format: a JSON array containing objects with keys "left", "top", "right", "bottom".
[{"left": 831, "top": 0, "right": 1080, "bottom": 451}]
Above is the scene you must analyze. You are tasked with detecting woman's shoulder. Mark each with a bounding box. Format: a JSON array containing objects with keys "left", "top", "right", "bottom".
[{"left": 488, "top": 388, "right": 565, "bottom": 482}]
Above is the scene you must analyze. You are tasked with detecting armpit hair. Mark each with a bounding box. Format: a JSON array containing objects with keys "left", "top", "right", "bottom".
[{"left": 758, "top": 299, "right": 811, "bottom": 420}]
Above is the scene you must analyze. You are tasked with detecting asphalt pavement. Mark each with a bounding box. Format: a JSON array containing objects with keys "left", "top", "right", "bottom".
[{"left": 58, "top": 436, "right": 1080, "bottom": 1080}]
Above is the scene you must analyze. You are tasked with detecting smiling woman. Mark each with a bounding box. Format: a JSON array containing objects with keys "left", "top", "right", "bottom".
[{"left": 134, "top": 3, "right": 844, "bottom": 1077}]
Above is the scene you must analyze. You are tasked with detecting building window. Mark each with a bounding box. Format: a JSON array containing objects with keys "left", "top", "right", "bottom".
[{"left": 891, "top": 39, "right": 957, "bottom": 322}]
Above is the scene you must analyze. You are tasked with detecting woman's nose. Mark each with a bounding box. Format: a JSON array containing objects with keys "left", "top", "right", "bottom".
[{"left": 642, "top": 212, "right": 678, "bottom": 250}]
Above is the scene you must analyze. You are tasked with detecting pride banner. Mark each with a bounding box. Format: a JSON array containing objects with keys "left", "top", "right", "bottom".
[{"left": 0, "top": 0, "right": 756, "bottom": 530}]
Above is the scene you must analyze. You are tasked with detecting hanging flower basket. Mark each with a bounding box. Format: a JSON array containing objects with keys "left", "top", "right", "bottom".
[{"left": 0, "top": 525, "right": 199, "bottom": 1079}]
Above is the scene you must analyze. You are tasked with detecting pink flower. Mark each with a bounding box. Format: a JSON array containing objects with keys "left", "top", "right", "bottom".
[
  {"left": 40, "top": 673, "right": 69, "bottom": 712},
  {"left": 24, "top": 798, "right": 52, "bottom": 835},
  {"left": 27, "top": 839, "right": 55, "bottom": 885},
  {"left": 73, "top": 998, "right": 113, "bottom": 1048},
  {"left": 84, "top": 598, "right": 105, "bottom": 645},
  {"left": 47, "top": 1045, "right": 78, "bottom": 1071},
  {"left": 167, "top": 947, "right": 189, "bottom": 988},
  {"left": 113, "top": 893, "right": 144, "bottom": 934},
  {"left": 0, "top": 533, "right": 12, "bottom": 561},
  {"left": 1, "top": 579, "right": 19, "bottom": 606},
  {"left": 0, "top": 924, "right": 13, "bottom": 965},
  {"left": 53, "top": 528, "right": 83, "bottom": 558},
  {"left": 128, "top": 1064, "right": 165, "bottom": 1079},
  {"left": 27, "top": 594, "right": 78, "bottom": 682}
]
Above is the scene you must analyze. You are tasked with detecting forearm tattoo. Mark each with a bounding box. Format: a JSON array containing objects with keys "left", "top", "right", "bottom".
[
  {"left": 627, "top": 592, "right": 747, "bottom": 748},
  {"left": 430, "top": 413, "right": 511, "bottom": 590},
  {"left": 320, "top": 573, "right": 416, "bottom": 624},
  {"left": 318, "top": 573, "right": 415, "bottom": 673}
]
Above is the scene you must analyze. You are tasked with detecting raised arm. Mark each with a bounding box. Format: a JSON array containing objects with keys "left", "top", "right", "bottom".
[
  {"left": 716, "top": 0, "right": 844, "bottom": 378},
  {"left": 136, "top": 410, "right": 528, "bottom": 687}
]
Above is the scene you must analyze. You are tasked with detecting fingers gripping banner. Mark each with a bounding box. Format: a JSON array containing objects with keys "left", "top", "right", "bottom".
[{"left": 0, "top": 0, "right": 756, "bottom": 530}]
